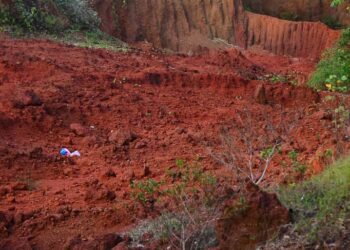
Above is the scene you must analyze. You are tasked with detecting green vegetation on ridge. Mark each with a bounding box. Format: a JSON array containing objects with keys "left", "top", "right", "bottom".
[
  {"left": 308, "top": 27, "right": 350, "bottom": 92},
  {"left": 0, "top": 0, "right": 127, "bottom": 51},
  {"left": 278, "top": 156, "right": 350, "bottom": 243},
  {"left": 0, "top": 0, "right": 100, "bottom": 34}
]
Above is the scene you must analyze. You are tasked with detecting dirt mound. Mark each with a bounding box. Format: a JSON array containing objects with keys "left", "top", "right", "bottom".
[
  {"left": 0, "top": 37, "right": 348, "bottom": 248},
  {"left": 217, "top": 183, "right": 291, "bottom": 249},
  {"left": 94, "top": 0, "right": 339, "bottom": 58}
]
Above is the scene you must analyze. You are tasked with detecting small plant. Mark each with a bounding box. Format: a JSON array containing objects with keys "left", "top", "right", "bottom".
[
  {"left": 323, "top": 148, "right": 335, "bottom": 165},
  {"left": 131, "top": 178, "right": 163, "bottom": 208},
  {"left": 288, "top": 150, "right": 308, "bottom": 176},
  {"left": 325, "top": 74, "right": 349, "bottom": 92},
  {"left": 259, "top": 73, "right": 298, "bottom": 86}
]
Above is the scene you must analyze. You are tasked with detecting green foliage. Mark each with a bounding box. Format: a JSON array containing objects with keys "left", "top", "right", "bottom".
[
  {"left": 288, "top": 150, "right": 298, "bottom": 162},
  {"left": 131, "top": 159, "right": 219, "bottom": 210},
  {"left": 129, "top": 159, "right": 221, "bottom": 249},
  {"left": 46, "top": 28, "right": 128, "bottom": 52},
  {"left": 131, "top": 178, "right": 163, "bottom": 207},
  {"left": 259, "top": 73, "right": 298, "bottom": 86},
  {"left": 260, "top": 146, "right": 275, "bottom": 160},
  {"left": 288, "top": 150, "right": 308, "bottom": 176},
  {"left": 0, "top": 0, "right": 100, "bottom": 34},
  {"left": 128, "top": 213, "right": 183, "bottom": 244},
  {"left": 331, "top": 0, "right": 345, "bottom": 7},
  {"left": 0, "top": 8, "right": 14, "bottom": 26},
  {"left": 54, "top": 0, "right": 100, "bottom": 30},
  {"left": 166, "top": 159, "right": 218, "bottom": 204},
  {"left": 278, "top": 156, "right": 350, "bottom": 243},
  {"left": 308, "top": 28, "right": 350, "bottom": 92}
]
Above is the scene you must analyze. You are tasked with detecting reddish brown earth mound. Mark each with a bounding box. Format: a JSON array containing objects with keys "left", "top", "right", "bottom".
[
  {"left": 217, "top": 183, "right": 291, "bottom": 250},
  {"left": 0, "top": 37, "right": 349, "bottom": 248}
]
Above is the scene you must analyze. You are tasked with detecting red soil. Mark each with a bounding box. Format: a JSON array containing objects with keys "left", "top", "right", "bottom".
[{"left": 0, "top": 37, "right": 349, "bottom": 248}]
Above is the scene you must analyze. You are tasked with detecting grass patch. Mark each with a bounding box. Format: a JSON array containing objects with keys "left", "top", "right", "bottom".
[
  {"left": 308, "top": 28, "right": 350, "bottom": 92},
  {"left": 278, "top": 156, "right": 350, "bottom": 243},
  {"left": 48, "top": 29, "right": 128, "bottom": 52},
  {"left": 257, "top": 73, "right": 298, "bottom": 86}
]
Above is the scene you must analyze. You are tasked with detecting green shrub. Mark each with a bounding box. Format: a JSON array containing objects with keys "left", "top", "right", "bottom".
[
  {"left": 129, "top": 159, "right": 222, "bottom": 249},
  {"left": 0, "top": 0, "right": 100, "bottom": 34},
  {"left": 308, "top": 28, "right": 350, "bottom": 92},
  {"left": 54, "top": 0, "right": 100, "bottom": 30},
  {"left": 278, "top": 156, "right": 350, "bottom": 243},
  {"left": 131, "top": 178, "right": 163, "bottom": 208}
]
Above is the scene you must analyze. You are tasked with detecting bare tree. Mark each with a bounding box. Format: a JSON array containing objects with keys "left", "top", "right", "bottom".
[{"left": 209, "top": 107, "right": 297, "bottom": 186}]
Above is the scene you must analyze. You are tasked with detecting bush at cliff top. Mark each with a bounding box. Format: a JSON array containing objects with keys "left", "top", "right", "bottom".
[
  {"left": 308, "top": 27, "right": 350, "bottom": 92},
  {"left": 278, "top": 155, "right": 350, "bottom": 244},
  {"left": 0, "top": 0, "right": 100, "bottom": 34}
]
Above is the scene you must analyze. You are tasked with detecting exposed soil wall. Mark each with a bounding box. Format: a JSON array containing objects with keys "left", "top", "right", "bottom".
[
  {"left": 94, "top": 0, "right": 247, "bottom": 52},
  {"left": 243, "top": 0, "right": 350, "bottom": 26},
  {"left": 246, "top": 12, "right": 340, "bottom": 58},
  {"left": 93, "top": 0, "right": 340, "bottom": 58}
]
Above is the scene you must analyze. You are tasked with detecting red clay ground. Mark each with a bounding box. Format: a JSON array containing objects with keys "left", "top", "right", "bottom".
[{"left": 0, "top": 37, "right": 349, "bottom": 249}]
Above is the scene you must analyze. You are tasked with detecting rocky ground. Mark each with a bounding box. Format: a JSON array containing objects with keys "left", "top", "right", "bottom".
[{"left": 0, "top": 36, "right": 349, "bottom": 249}]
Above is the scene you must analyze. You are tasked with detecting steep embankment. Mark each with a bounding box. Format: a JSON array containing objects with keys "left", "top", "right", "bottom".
[
  {"left": 94, "top": 0, "right": 247, "bottom": 52},
  {"left": 246, "top": 12, "right": 339, "bottom": 58},
  {"left": 94, "top": 0, "right": 339, "bottom": 58}
]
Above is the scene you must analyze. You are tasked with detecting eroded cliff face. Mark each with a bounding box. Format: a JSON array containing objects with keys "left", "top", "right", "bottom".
[
  {"left": 94, "top": 0, "right": 339, "bottom": 58},
  {"left": 94, "top": 0, "right": 247, "bottom": 52},
  {"left": 246, "top": 12, "right": 340, "bottom": 58}
]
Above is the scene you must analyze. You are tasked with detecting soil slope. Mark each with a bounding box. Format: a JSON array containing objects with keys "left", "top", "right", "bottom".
[{"left": 0, "top": 37, "right": 348, "bottom": 248}]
